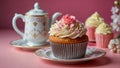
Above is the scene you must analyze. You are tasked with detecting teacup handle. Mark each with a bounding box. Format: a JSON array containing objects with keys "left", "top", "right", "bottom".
[{"left": 12, "top": 13, "right": 25, "bottom": 38}]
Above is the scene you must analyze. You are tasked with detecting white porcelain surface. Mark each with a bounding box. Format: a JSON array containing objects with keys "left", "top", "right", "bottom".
[
  {"left": 35, "top": 47, "right": 106, "bottom": 64},
  {"left": 10, "top": 39, "right": 49, "bottom": 50}
]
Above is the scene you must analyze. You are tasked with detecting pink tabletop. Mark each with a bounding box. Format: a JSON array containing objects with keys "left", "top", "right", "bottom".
[{"left": 1, "top": 30, "right": 120, "bottom": 68}]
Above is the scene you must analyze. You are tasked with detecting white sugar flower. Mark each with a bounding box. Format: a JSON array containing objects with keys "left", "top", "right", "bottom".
[
  {"left": 111, "top": 14, "right": 118, "bottom": 20},
  {"left": 111, "top": 21, "right": 120, "bottom": 32},
  {"left": 113, "top": 15, "right": 120, "bottom": 23},
  {"left": 111, "top": 6, "right": 119, "bottom": 14}
]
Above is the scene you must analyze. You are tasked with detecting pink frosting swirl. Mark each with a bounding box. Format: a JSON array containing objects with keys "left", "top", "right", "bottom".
[{"left": 62, "top": 14, "right": 76, "bottom": 25}]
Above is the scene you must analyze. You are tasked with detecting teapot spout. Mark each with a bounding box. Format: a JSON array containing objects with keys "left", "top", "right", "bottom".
[{"left": 51, "top": 12, "right": 62, "bottom": 25}]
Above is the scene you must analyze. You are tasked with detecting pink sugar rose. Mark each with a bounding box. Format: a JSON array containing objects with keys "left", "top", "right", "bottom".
[{"left": 62, "top": 14, "right": 76, "bottom": 25}]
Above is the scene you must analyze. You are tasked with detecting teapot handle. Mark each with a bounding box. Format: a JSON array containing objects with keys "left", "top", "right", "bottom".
[
  {"left": 12, "top": 13, "right": 25, "bottom": 38},
  {"left": 51, "top": 12, "right": 62, "bottom": 26}
]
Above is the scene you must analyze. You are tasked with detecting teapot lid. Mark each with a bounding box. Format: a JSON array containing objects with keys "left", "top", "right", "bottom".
[{"left": 26, "top": 2, "right": 47, "bottom": 15}]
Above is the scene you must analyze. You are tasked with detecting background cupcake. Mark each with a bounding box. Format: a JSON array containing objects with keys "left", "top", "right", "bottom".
[
  {"left": 95, "top": 23, "right": 113, "bottom": 48},
  {"left": 85, "top": 12, "right": 104, "bottom": 42},
  {"left": 49, "top": 14, "right": 88, "bottom": 59}
]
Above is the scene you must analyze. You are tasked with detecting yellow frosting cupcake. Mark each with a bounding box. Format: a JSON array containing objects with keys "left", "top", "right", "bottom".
[
  {"left": 85, "top": 12, "right": 105, "bottom": 42},
  {"left": 95, "top": 23, "right": 113, "bottom": 35},
  {"left": 85, "top": 12, "right": 104, "bottom": 27},
  {"left": 95, "top": 23, "right": 113, "bottom": 48}
]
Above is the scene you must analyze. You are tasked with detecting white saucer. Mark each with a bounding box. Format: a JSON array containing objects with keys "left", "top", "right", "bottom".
[
  {"left": 10, "top": 39, "right": 49, "bottom": 50},
  {"left": 35, "top": 47, "right": 106, "bottom": 64}
]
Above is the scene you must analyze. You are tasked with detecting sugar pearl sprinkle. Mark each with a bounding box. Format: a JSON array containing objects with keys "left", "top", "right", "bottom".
[{"left": 108, "top": 38, "right": 120, "bottom": 54}]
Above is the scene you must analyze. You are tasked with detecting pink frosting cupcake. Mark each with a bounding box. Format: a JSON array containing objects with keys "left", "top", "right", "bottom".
[
  {"left": 95, "top": 23, "right": 113, "bottom": 48},
  {"left": 49, "top": 14, "right": 88, "bottom": 59},
  {"left": 85, "top": 12, "right": 104, "bottom": 42}
]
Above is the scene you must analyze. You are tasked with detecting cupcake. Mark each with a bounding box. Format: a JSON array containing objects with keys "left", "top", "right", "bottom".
[
  {"left": 95, "top": 23, "right": 113, "bottom": 48},
  {"left": 85, "top": 12, "right": 104, "bottom": 42},
  {"left": 49, "top": 14, "right": 88, "bottom": 59}
]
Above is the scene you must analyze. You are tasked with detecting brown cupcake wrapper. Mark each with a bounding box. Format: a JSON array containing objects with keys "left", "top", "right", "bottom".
[{"left": 50, "top": 42, "right": 88, "bottom": 59}]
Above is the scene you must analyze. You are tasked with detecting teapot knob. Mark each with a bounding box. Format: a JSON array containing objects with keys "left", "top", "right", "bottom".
[{"left": 34, "top": 2, "right": 40, "bottom": 10}]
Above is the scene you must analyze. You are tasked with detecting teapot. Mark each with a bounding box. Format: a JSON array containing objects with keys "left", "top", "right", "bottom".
[{"left": 12, "top": 2, "right": 62, "bottom": 46}]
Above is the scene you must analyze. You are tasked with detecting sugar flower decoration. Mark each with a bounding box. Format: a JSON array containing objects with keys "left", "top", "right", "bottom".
[
  {"left": 111, "top": 6, "right": 119, "bottom": 14},
  {"left": 111, "top": 14, "right": 118, "bottom": 20},
  {"left": 111, "top": 19, "right": 120, "bottom": 32},
  {"left": 111, "top": 6, "right": 120, "bottom": 36},
  {"left": 109, "top": 0, "right": 120, "bottom": 54},
  {"left": 62, "top": 14, "right": 76, "bottom": 25}
]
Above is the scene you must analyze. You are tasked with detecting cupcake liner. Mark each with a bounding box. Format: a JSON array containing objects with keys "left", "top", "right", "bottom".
[
  {"left": 86, "top": 26, "right": 96, "bottom": 42},
  {"left": 95, "top": 33, "right": 113, "bottom": 48},
  {"left": 50, "top": 42, "right": 88, "bottom": 59}
]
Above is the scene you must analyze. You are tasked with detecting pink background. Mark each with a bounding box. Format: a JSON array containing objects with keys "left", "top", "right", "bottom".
[
  {"left": 0, "top": 0, "right": 114, "bottom": 30},
  {"left": 1, "top": 1, "right": 120, "bottom": 68}
]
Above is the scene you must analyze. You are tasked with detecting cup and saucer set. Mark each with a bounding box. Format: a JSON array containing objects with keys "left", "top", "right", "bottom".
[{"left": 10, "top": 2, "right": 106, "bottom": 63}]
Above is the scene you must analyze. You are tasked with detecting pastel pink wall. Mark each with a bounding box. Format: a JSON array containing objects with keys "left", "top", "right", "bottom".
[{"left": 0, "top": 0, "right": 114, "bottom": 30}]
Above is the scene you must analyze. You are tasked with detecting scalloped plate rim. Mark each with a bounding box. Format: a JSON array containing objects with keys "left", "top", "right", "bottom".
[{"left": 35, "top": 47, "right": 106, "bottom": 63}]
